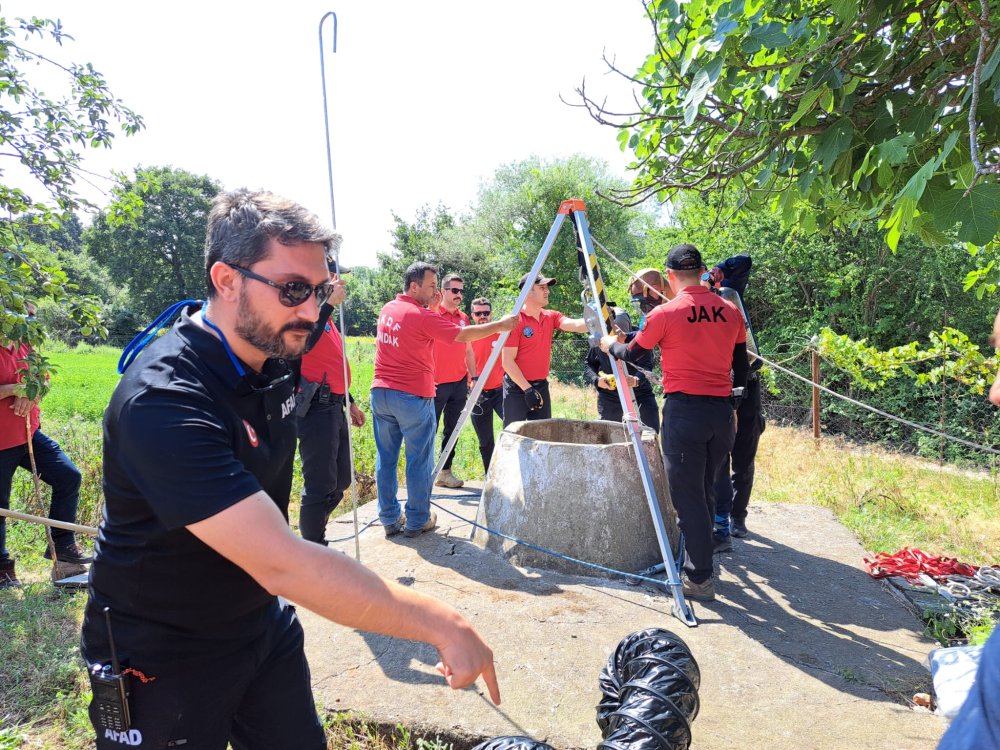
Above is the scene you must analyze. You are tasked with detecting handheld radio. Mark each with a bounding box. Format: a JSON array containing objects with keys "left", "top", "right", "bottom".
[{"left": 88, "top": 607, "right": 131, "bottom": 732}]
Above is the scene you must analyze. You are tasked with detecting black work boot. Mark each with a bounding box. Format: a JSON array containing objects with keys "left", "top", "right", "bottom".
[{"left": 43, "top": 542, "right": 93, "bottom": 565}]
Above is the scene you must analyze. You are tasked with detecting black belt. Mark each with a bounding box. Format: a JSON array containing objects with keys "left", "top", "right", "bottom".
[
  {"left": 665, "top": 392, "right": 731, "bottom": 403},
  {"left": 312, "top": 390, "right": 346, "bottom": 405}
]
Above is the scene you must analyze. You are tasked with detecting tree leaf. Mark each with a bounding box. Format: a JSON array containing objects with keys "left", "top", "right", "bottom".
[
  {"left": 954, "top": 185, "right": 1000, "bottom": 245},
  {"left": 785, "top": 86, "right": 826, "bottom": 129},
  {"left": 874, "top": 133, "right": 916, "bottom": 166},
  {"left": 682, "top": 68, "right": 714, "bottom": 126},
  {"left": 812, "top": 118, "right": 854, "bottom": 171}
]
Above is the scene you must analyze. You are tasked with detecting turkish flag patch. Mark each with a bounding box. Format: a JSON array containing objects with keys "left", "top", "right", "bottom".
[{"left": 242, "top": 420, "right": 259, "bottom": 448}]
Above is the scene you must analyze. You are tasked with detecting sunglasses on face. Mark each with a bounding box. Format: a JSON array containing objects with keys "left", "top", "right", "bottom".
[
  {"left": 444, "top": 287, "right": 464, "bottom": 295},
  {"left": 472, "top": 310, "right": 491, "bottom": 317},
  {"left": 230, "top": 264, "right": 333, "bottom": 308}
]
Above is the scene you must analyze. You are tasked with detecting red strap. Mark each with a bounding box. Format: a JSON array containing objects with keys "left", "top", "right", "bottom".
[
  {"left": 122, "top": 667, "right": 156, "bottom": 683},
  {"left": 864, "top": 547, "right": 978, "bottom": 582}
]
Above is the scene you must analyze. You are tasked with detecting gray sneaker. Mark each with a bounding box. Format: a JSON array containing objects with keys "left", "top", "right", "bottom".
[
  {"left": 682, "top": 574, "right": 716, "bottom": 602},
  {"left": 731, "top": 518, "right": 749, "bottom": 538},
  {"left": 435, "top": 470, "right": 464, "bottom": 489},
  {"left": 383, "top": 514, "right": 406, "bottom": 538},
  {"left": 403, "top": 511, "right": 438, "bottom": 539}
]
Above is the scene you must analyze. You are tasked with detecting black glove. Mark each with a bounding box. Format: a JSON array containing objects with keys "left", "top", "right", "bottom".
[{"left": 524, "top": 386, "right": 544, "bottom": 412}]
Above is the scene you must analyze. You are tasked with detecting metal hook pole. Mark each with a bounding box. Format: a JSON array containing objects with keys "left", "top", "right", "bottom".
[
  {"left": 318, "top": 10, "right": 361, "bottom": 562},
  {"left": 319, "top": 11, "right": 338, "bottom": 229}
]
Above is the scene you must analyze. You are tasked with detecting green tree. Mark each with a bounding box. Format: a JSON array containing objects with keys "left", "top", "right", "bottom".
[
  {"left": 474, "top": 154, "right": 652, "bottom": 312},
  {"left": 22, "top": 212, "right": 84, "bottom": 254},
  {"left": 0, "top": 15, "right": 142, "bottom": 396},
  {"left": 579, "top": 0, "right": 1000, "bottom": 256},
  {"left": 653, "top": 194, "right": 989, "bottom": 352},
  {"left": 364, "top": 157, "right": 652, "bottom": 323},
  {"left": 85, "top": 167, "right": 222, "bottom": 321},
  {"left": 342, "top": 266, "right": 383, "bottom": 336}
]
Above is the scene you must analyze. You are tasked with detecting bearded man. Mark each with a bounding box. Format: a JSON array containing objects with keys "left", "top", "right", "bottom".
[{"left": 81, "top": 189, "right": 501, "bottom": 749}]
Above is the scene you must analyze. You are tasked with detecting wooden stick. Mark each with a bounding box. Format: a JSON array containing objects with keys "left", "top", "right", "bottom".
[{"left": 0, "top": 506, "right": 98, "bottom": 536}]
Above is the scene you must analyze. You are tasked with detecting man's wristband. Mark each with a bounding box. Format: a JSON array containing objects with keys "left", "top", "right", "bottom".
[{"left": 471, "top": 375, "right": 479, "bottom": 381}]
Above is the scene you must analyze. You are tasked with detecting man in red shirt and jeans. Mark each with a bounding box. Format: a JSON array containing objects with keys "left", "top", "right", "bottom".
[
  {"left": 372, "top": 262, "right": 516, "bottom": 538},
  {"left": 502, "top": 273, "right": 588, "bottom": 425},
  {"left": 601, "top": 244, "right": 748, "bottom": 602},
  {"left": 430, "top": 273, "right": 477, "bottom": 489},
  {"left": 0, "top": 305, "right": 89, "bottom": 588}
]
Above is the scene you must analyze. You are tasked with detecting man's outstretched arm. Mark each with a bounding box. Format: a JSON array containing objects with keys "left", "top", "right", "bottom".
[{"left": 187, "top": 493, "right": 501, "bottom": 704}]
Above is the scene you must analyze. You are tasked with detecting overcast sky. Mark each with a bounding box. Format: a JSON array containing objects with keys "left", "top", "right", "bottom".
[{"left": 13, "top": 1, "right": 653, "bottom": 268}]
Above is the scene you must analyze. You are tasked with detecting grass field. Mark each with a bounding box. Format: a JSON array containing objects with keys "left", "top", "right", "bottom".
[{"left": 2, "top": 341, "right": 998, "bottom": 748}]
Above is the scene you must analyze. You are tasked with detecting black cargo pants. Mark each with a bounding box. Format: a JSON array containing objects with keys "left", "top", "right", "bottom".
[{"left": 661, "top": 393, "right": 736, "bottom": 584}]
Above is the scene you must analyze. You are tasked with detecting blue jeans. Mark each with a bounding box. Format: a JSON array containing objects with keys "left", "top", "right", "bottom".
[
  {"left": 370, "top": 388, "right": 436, "bottom": 531},
  {"left": 0, "top": 430, "right": 83, "bottom": 561}
]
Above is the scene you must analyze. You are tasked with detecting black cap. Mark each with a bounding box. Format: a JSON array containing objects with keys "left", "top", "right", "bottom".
[
  {"left": 328, "top": 258, "right": 352, "bottom": 274},
  {"left": 665, "top": 244, "right": 704, "bottom": 271},
  {"left": 518, "top": 272, "right": 557, "bottom": 289}
]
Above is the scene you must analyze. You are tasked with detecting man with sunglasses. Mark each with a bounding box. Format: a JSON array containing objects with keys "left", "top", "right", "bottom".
[
  {"left": 429, "top": 273, "right": 477, "bottom": 489},
  {"left": 468, "top": 298, "right": 505, "bottom": 472},
  {"left": 372, "top": 262, "right": 516, "bottom": 540},
  {"left": 502, "top": 273, "right": 589, "bottom": 425},
  {"left": 83, "top": 191, "right": 501, "bottom": 750}
]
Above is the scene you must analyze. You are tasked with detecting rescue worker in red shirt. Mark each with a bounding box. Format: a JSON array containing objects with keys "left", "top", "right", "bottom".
[
  {"left": 0, "top": 302, "right": 89, "bottom": 588},
  {"left": 468, "top": 297, "right": 504, "bottom": 472},
  {"left": 429, "top": 273, "right": 477, "bottom": 489},
  {"left": 502, "top": 273, "right": 589, "bottom": 425},
  {"left": 600, "top": 245, "right": 748, "bottom": 602},
  {"left": 295, "top": 262, "right": 363, "bottom": 545},
  {"left": 372, "top": 262, "right": 516, "bottom": 539}
]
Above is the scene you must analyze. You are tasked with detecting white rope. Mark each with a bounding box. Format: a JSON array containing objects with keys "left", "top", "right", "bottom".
[{"left": 756, "top": 351, "right": 1000, "bottom": 456}]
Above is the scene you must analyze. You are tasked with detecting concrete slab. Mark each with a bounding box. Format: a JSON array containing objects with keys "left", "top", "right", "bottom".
[{"left": 302, "top": 488, "right": 945, "bottom": 750}]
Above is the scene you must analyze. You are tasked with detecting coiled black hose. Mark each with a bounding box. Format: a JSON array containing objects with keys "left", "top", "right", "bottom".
[
  {"left": 596, "top": 628, "right": 700, "bottom": 750},
  {"left": 470, "top": 737, "right": 556, "bottom": 750}
]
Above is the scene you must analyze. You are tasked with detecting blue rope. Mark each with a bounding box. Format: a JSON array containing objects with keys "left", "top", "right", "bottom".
[
  {"left": 428, "top": 495, "right": 684, "bottom": 588},
  {"left": 118, "top": 299, "right": 202, "bottom": 374}
]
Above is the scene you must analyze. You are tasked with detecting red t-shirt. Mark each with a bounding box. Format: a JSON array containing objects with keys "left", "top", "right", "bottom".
[
  {"left": 0, "top": 343, "right": 40, "bottom": 450},
  {"left": 300, "top": 318, "right": 351, "bottom": 395},
  {"left": 471, "top": 333, "right": 504, "bottom": 390},
  {"left": 505, "top": 308, "right": 565, "bottom": 381},
  {"left": 634, "top": 286, "right": 747, "bottom": 396},
  {"left": 433, "top": 307, "right": 471, "bottom": 385},
  {"left": 372, "top": 295, "right": 461, "bottom": 398}
]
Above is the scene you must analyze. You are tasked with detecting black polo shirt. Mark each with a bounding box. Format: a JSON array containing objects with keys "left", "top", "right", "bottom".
[{"left": 85, "top": 306, "right": 298, "bottom": 646}]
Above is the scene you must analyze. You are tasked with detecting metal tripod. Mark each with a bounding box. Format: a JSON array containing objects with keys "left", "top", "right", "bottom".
[{"left": 435, "top": 200, "right": 697, "bottom": 627}]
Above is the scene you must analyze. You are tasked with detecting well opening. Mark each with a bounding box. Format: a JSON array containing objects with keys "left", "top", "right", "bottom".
[
  {"left": 474, "top": 419, "right": 680, "bottom": 578},
  {"left": 506, "top": 418, "right": 636, "bottom": 446}
]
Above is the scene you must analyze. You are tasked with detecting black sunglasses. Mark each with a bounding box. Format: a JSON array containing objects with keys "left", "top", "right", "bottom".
[
  {"left": 444, "top": 287, "right": 464, "bottom": 294},
  {"left": 250, "top": 368, "right": 295, "bottom": 394},
  {"left": 472, "top": 310, "right": 491, "bottom": 317},
  {"left": 230, "top": 264, "right": 333, "bottom": 307}
]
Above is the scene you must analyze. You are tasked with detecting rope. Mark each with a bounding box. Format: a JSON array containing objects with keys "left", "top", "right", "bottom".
[
  {"left": 756, "top": 351, "right": 1000, "bottom": 456},
  {"left": 428, "top": 495, "right": 681, "bottom": 587},
  {"left": 590, "top": 238, "right": 670, "bottom": 302},
  {"left": 320, "top": 489, "right": 682, "bottom": 586}
]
